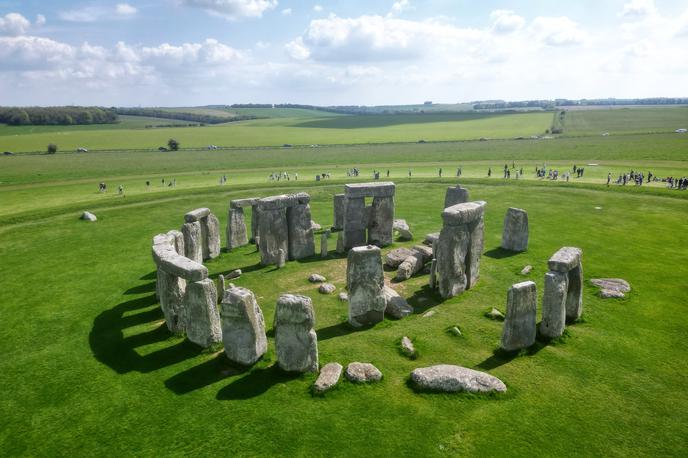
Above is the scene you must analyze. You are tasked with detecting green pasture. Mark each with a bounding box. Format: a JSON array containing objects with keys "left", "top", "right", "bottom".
[
  {"left": 563, "top": 106, "right": 688, "bottom": 136},
  {"left": 0, "top": 179, "right": 686, "bottom": 455}
]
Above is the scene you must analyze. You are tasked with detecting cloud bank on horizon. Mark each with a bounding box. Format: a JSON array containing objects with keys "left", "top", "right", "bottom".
[{"left": 0, "top": 0, "right": 686, "bottom": 106}]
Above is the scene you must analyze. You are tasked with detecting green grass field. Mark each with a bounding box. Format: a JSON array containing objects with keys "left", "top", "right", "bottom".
[
  {"left": 563, "top": 106, "right": 688, "bottom": 136},
  {"left": 0, "top": 106, "right": 687, "bottom": 456}
]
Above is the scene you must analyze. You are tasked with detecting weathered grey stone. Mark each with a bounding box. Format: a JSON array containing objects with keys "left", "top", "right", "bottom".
[
  {"left": 599, "top": 289, "right": 625, "bottom": 298},
  {"left": 167, "top": 230, "right": 185, "bottom": 255},
  {"left": 501, "top": 207, "right": 529, "bottom": 252},
  {"left": 320, "top": 232, "right": 328, "bottom": 258},
  {"left": 400, "top": 336, "right": 416, "bottom": 358},
  {"left": 221, "top": 287, "right": 267, "bottom": 366},
  {"left": 226, "top": 269, "right": 242, "bottom": 279},
  {"left": 395, "top": 251, "right": 424, "bottom": 281},
  {"left": 277, "top": 248, "right": 286, "bottom": 269},
  {"left": 501, "top": 281, "right": 537, "bottom": 351},
  {"left": 424, "top": 232, "right": 439, "bottom": 246},
  {"left": 333, "top": 194, "right": 345, "bottom": 230},
  {"left": 410, "top": 365, "right": 506, "bottom": 393},
  {"left": 466, "top": 214, "right": 485, "bottom": 289},
  {"left": 230, "top": 197, "right": 260, "bottom": 209},
  {"left": 368, "top": 196, "right": 395, "bottom": 246},
  {"left": 436, "top": 223, "right": 470, "bottom": 298},
  {"left": 184, "top": 207, "right": 210, "bottom": 223},
  {"left": 383, "top": 285, "right": 413, "bottom": 319},
  {"left": 313, "top": 362, "right": 343, "bottom": 394},
  {"left": 429, "top": 259, "right": 437, "bottom": 289},
  {"left": 342, "top": 197, "right": 367, "bottom": 250},
  {"left": 184, "top": 279, "right": 221, "bottom": 348},
  {"left": 338, "top": 291, "right": 348, "bottom": 302},
  {"left": 309, "top": 274, "right": 326, "bottom": 283},
  {"left": 541, "top": 271, "right": 568, "bottom": 339},
  {"left": 444, "top": 185, "right": 470, "bottom": 208},
  {"left": 274, "top": 294, "right": 318, "bottom": 373},
  {"left": 413, "top": 244, "right": 433, "bottom": 262},
  {"left": 565, "top": 263, "right": 584, "bottom": 322},
  {"left": 384, "top": 247, "right": 415, "bottom": 268},
  {"left": 520, "top": 265, "right": 533, "bottom": 275},
  {"left": 336, "top": 231, "right": 344, "bottom": 253},
  {"left": 591, "top": 278, "right": 631, "bottom": 294},
  {"left": 152, "top": 244, "right": 208, "bottom": 281},
  {"left": 311, "top": 221, "right": 321, "bottom": 231},
  {"left": 287, "top": 203, "right": 315, "bottom": 260},
  {"left": 347, "top": 245, "right": 386, "bottom": 327},
  {"left": 250, "top": 204, "right": 260, "bottom": 242},
  {"left": 80, "top": 211, "right": 97, "bottom": 221},
  {"left": 422, "top": 310, "right": 436, "bottom": 318},
  {"left": 217, "top": 274, "right": 225, "bottom": 296},
  {"left": 204, "top": 213, "right": 221, "bottom": 259},
  {"left": 258, "top": 208, "right": 288, "bottom": 266},
  {"left": 393, "top": 219, "right": 413, "bottom": 241},
  {"left": 485, "top": 307, "right": 505, "bottom": 320},
  {"left": 158, "top": 269, "right": 186, "bottom": 333},
  {"left": 548, "top": 247, "right": 582, "bottom": 272},
  {"left": 442, "top": 201, "right": 487, "bottom": 226},
  {"left": 345, "top": 362, "right": 382, "bottom": 383},
  {"left": 318, "top": 283, "right": 336, "bottom": 294},
  {"left": 227, "top": 207, "right": 249, "bottom": 250},
  {"left": 344, "top": 182, "right": 395, "bottom": 198},
  {"left": 181, "top": 221, "right": 203, "bottom": 264}
]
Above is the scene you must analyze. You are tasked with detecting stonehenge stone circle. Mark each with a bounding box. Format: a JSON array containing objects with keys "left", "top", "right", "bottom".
[
  {"left": 220, "top": 287, "right": 268, "bottom": 366},
  {"left": 184, "top": 208, "right": 221, "bottom": 261},
  {"left": 313, "top": 362, "right": 343, "bottom": 394},
  {"left": 540, "top": 271, "right": 568, "bottom": 339},
  {"left": 410, "top": 365, "right": 506, "bottom": 393},
  {"left": 345, "top": 362, "right": 383, "bottom": 383},
  {"left": 395, "top": 250, "right": 425, "bottom": 281},
  {"left": 205, "top": 213, "right": 221, "bottom": 259},
  {"left": 184, "top": 278, "right": 221, "bottom": 348},
  {"left": 320, "top": 232, "right": 328, "bottom": 258},
  {"left": 256, "top": 193, "right": 315, "bottom": 266},
  {"left": 501, "top": 207, "right": 529, "bottom": 252},
  {"left": 333, "top": 194, "right": 345, "bottom": 230},
  {"left": 342, "top": 182, "right": 395, "bottom": 250},
  {"left": 274, "top": 294, "right": 318, "bottom": 373},
  {"left": 545, "top": 247, "right": 584, "bottom": 323},
  {"left": 347, "top": 245, "right": 386, "bottom": 327},
  {"left": 435, "top": 201, "right": 486, "bottom": 298},
  {"left": 444, "top": 185, "right": 470, "bottom": 209},
  {"left": 182, "top": 221, "right": 203, "bottom": 263},
  {"left": 227, "top": 208, "right": 248, "bottom": 250},
  {"left": 287, "top": 197, "right": 316, "bottom": 260},
  {"left": 501, "top": 281, "right": 537, "bottom": 351}
]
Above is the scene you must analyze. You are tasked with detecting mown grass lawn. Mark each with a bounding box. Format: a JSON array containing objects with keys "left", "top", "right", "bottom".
[{"left": 1, "top": 178, "right": 686, "bottom": 456}]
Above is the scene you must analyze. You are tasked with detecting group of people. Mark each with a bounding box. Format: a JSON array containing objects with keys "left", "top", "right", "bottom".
[
  {"left": 268, "top": 171, "right": 297, "bottom": 181},
  {"left": 346, "top": 168, "right": 361, "bottom": 177},
  {"left": 667, "top": 176, "right": 688, "bottom": 190}
]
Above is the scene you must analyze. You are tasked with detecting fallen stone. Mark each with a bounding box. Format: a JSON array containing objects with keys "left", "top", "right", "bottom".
[
  {"left": 345, "top": 362, "right": 382, "bottom": 383},
  {"left": 599, "top": 289, "right": 626, "bottom": 298},
  {"left": 590, "top": 278, "right": 631, "bottom": 294},
  {"left": 400, "top": 336, "right": 416, "bottom": 358},
  {"left": 485, "top": 307, "right": 505, "bottom": 321},
  {"left": 424, "top": 232, "right": 439, "bottom": 246},
  {"left": 274, "top": 294, "right": 318, "bottom": 373},
  {"left": 393, "top": 219, "right": 413, "bottom": 240},
  {"left": 383, "top": 285, "right": 413, "bottom": 319},
  {"left": 221, "top": 287, "right": 268, "bottom": 366},
  {"left": 395, "top": 251, "right": 424, "bottom": 281},
  {"left": 308, "top": 273, "right": 327, "bottom": 283},
  {"left": 449, "top": 326, "right": 462, "bottom": 337},
  {"left": 80, "top": 211, "right": 97, "bottom": 222},
  {"left": 313, "top": 362, "right": 343, "bottom": 394},
  {"left": 520, "top": 265, "right": 533, "bottom": 275},
  {"left": 319, "top": 283, "right": 336, "bottom": 294},
  {"left": 384, "top": 247, "right": 415, "bottom": 268},
  {"left": 413, "top": 244, "right": 433, "bottom": 262},
  {"left": 338, "top": 292, "right": 348, "bottom": 302},
  {"left": 410, "top": 365, "right": 506, "bottom": 393},
  {"left": 226, "top": 269, "right": 242, "bottom": 279}
]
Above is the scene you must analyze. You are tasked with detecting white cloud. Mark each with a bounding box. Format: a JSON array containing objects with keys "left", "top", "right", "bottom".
[
  {"left": 0, "top": 12, "right": 31, "bottom": 36},
  {"left": 490, "top": 10, "right": 524, "bottom": 34},
  {"left": 530, "top": 16, "right": 588, "bottom": 46},
  {"left": 620, "top": 0, "right": 656, "bottom": 18},
  {"left": 181, "top": 0, "right": 278, "bottom": 20},
  {"left": 116, "top": 4, "right": 138, "bottom": 16},
  {"left": 390, "top": 0, "right": 411, "bottom": 15},
  {"left": 313, "top": 5, "right": 323, "bottom": 13},
  {"left": 35, "top": 14, "right": 46, "bottom": 27},
  {"left": 281, "top": 8, "right": 292, "bottom": 15}
]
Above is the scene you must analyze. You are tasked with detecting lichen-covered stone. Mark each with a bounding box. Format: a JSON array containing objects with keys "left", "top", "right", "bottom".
[
  {"left": 204, "top": 213, "right": 221, "bottom": 259},
  {"left": 333, "top": 194, "right": 345, "bottom": 230},
  {"left": 501, "top": 207, "right": 528, "bottom": 252},
  {"left": 345, "top": 362, "right": 382, "bottom": 383},
  {"left": 181, "top": 221, "right": 203, "bottom": 264},
  {"left": 444, "top": 185, "right": 470, "bottom": 208},
  {"left": 384, "top": 247, "right": 415, "bottom": 268},
  {"left": 501, "top": 281, "right": 537, "bottom": 351},
  {"left": 313, "top": 362, "right": 343, "bottom": 394},
  {"left": 541, "top": 271, "right": 568, "bottom": 339},
  {"left": 347, "top": 245, "right": 386, "bottom": 327},
  {"left": 410, "top": 365, "right": 506, "bottom": 393},
  {"left": 383, "top": 285, "right": 413, "bottom": 319},
  {"left": 318, "top": 283, "right": 336, "bottom": 294},
  {"left": 393, "top": 219, "right": 413, "bottom": 240},
  {"left": 308, "top": 273, "right": 326, "bottom": 283},
  {"left": 221, "top": 287, "right": 267, "bottom": 366},
  {"left": 395, "top": 251, "right": 425, "bottom": 281},
  {"left": 274, "top": 294, "right": 318, "bottom": 373},
  {"left": 257, "top": 207, "right": 288, "bottom": 266},
  {"left": 227, "top": 207, "right": 249, "bottom": 250},
  {"left": 184, "top": 207, "right": 210, "bottom": 223},
  {"left": 184, "top": 279, "right": 221, "bottom": 348},
  {"left": 287, "top": 202, "right": 315, "bottom": 260},
  {"left": 400, "top": 336, "right": 416, "bottom": 358}
]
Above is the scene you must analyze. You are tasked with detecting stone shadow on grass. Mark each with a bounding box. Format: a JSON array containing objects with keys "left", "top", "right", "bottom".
[
  {"left": 123, "top": 281, "right": 156, "bottom": 295},
  {"left": 406, "top": 285, "right": 444, "bottom": 314},
  {"left": 165, "top": 353, "right": 248, "bottom": 395},
  {"left": 89, "top": 293, "right": 203, "bottom": 375},
  {"left": 317, "top": 321, "right": 372, "bottom": 341},
  {"left": 475, "top": 341, "right": 547, "bottom": 371},
  {"left": 484, "top": 247, "right": 520, "bottom": 259},
  {"left": 216, "top": 365, "right": 300, "bottom": 400}
]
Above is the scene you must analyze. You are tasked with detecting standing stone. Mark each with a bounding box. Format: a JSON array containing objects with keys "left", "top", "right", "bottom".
[
  {"left": 429, "top": 259, "right": 437, "bottom": 289},
  {"left": 221, "top": 287, "right": 267, "bottom": 365},
  {"left": 336, "top": 231, "right": 344, "bottom": 254},
  {"left": 444, "top": 185, "right": 470, "bottom": 208},
  {"left": 501, "top": 281, "right": 537, "bottom": 351},
  {"left": 227, "top": 207, "right": 248, "bottom": 250},
  {"left": 250, "top": 204, "right": 261, "bottom": 243},
  {"left": 287, "top": 202, "right": 315, "bottom": 260},
  {"left": 333, "top": 194, "right": 345, "bottom": 230},
  {"left": 204, "top": 213, "right": 221, "bottom": 259},
  {"left": 217, "top": 274, "right": 225, "bottom": 299},
  {"left": 347, "top": 245, "right": 386, "bottom": 327},
  {"left": 501, "top": 207, "right": 529, "bottom": 252},
  {"left": 274, "top": 294, "right": 318, "bottom": 373},
  {"left": 466, "top": 212, "right": 485, "bottom": 288},
  {"left": 342, "top": 197, "right": 367, "bottom": 250},
  {"left": 167, "top": 230, "right": 185, "bottom": 255},
  {"left": 548, "top": 247, "right": 584, "bottom": 323},
  {"left": 158, "top": 270, "right": 187, "bottom": 333},
  {"left": 181, "top": 221, "right": 203, "bottom": 264},
  {"left": 257, "top": 199, "right": 289, "bottom": 266},
  {"left": 541, "top": 271, "right": 568, "bottom": 339},
  {"left": 321, "top": 232, "right": 328, "bottom": 258},
  {"left": 368, "top": 196, "right": 395, "bottom": 246},
  {"left": 184, "top": 279, "right": 221, "bottom": 348},
  {"left": 277, "top": 248, "right": 286, "bottom": 269}
]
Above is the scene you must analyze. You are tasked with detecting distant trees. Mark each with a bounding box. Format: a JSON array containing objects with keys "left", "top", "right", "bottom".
[
  {"left": 47, "top": 143, "right": 58, "bottom": 154},
  {"left": 167, "top": 139, "right": 180, "bottom": 151},
  {"left": 114, "top": 108, "right": 253, "bottom": 124},
  {"left": 0, "top": 107, "right": 117, "bottom": 126}
]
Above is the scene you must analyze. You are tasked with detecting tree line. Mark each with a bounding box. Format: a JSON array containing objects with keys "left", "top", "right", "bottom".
[
  {"left": 473, "top": 97, "right": 688, "bottom": 110},
  {"left": 0, "top": 107, "right": 118, "bottom": 125},
  {"left": 114, "top": 108, "right": 255, "bottom": 124}
]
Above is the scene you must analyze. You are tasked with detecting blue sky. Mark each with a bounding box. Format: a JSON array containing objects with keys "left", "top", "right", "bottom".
[{"left": 1, "top": 0, "right": 687, "bottom": 106}]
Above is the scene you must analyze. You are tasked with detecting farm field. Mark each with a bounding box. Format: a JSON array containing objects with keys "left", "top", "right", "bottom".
[
  {"left": 0, "top": 110, "right": 552, "bottom": 153},
  {"left": 563, "top": 106, "right": 688, "bottom": 136},
  {"left": 0, "top": 106, "right": 687, "bottom": 456}
]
